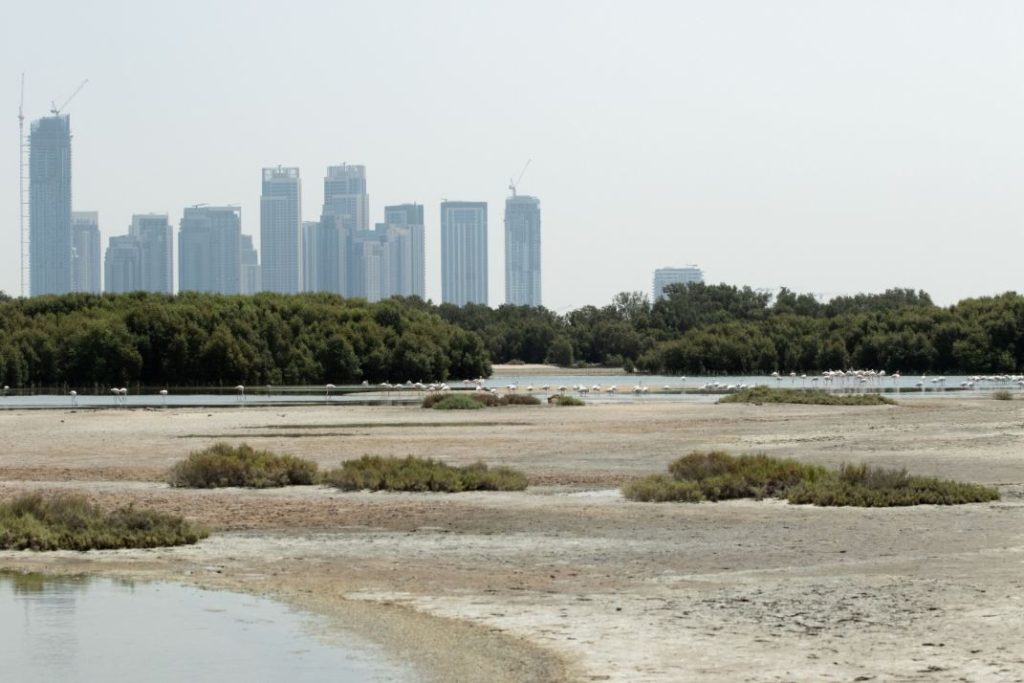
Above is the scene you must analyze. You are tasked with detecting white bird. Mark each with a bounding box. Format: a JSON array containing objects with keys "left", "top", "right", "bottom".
[{"left": 69, "top": 390, "right": 77, "bottom": 407}]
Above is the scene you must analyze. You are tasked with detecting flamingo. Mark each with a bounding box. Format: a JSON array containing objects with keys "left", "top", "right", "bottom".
[
  {"left": 69, "top": 390, "right": 77, "bottom": 407},
  {"left": 235, "top": 384, "right": 246, "bottom": 401},
  {"left": 159, "top": 388, "right": 168, "bottom": 407},
  {"left": 325, "top": 383, "right": 336, "bottom": 401}
]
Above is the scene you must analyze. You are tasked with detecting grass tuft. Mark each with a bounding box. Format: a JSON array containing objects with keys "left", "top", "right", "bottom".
[
  {"left": 992, "top": 390, "right": 1013, "bottom": 401},
  {"left": 622, "top": 451, "right": 999, "bottom": 506},
  {"left": 549, "top": 395, "right": 585, "bottom": 406},
  {"left": 0, "top": 494, "right": 208, "bottom": 551},
  {"left": 320, "top": 456, "right": 528, "bottom": 492},
  {"left": 719, "top": 386, "right": 894, "bottom": 406},
  {"left": 168, "top": 442, "right": 318, "bottom": 488}
]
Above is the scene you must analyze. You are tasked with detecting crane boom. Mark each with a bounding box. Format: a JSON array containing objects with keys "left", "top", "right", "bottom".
[
  {"left": 508, "top": 158, "right": 532, "bottom": 197},
  {"left": 50, "top": 79, "right": 88, "bottom": 115}
]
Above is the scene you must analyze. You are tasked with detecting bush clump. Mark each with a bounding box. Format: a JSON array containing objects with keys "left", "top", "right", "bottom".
[
  {"left": 622, "top": 451, "right": 999, "bottom": 506},
  {"left": 992, "top": 390, "right": 1013, "bottom": 401},
  {"left": 786, "top": 463, "right": 1001, "bottom": 507},
  {"left": 719, "top": 386, "right": 894, "bottom": 406},
  {"left": 427, "top": 394, "right": 485, "bottom": 410},
  {"left": 320, "top": 456, "right": 528, "bottom": 492},
  {"left": 505, "top": 393, "right": 541, "bottom": 405},
  {"left": 168, "top": 443, "right": 318, "bottom": 488},
  {"left": 549, "top": 395, "right": 585, "bottom": 406},
  {"left": 0, "top": 494, "right": 208, "bottom": 551}
]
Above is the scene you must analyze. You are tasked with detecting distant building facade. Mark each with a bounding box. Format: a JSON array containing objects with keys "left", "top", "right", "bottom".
[
  {"left": 104, "top": 235, "right": 142, "bottom": 294},
  {"left": 260, "top": 166, "right": 302, "bottom": 293},
  {"left": 653, "top": 266, "right": 704, "bottom": 300},
  {"left": 178, "top": 206, "right": 242, "bottom": 295},
  {"left": 504, "top": 195, "right": 541, "bottom": 306},
  {"left": 323, "top": 164, "right": 368, "bottom": 233},
  {"left": 240, "top": 234, "right": 261, "bottom": 295},
  {"left": 71, "top": 211, "right": 101, "bottom": 294},
  {"left": 130, "top": 213, "right": 173, "bottom": 294},
  {"left": 29, "top": 115, "right": 73, "bottom": 296},
  {"left": 384, "top": 203, "right": 425, "bottom": 299},
  {"left": 441, "top": 201, "right": 488, "bottom": 306}
]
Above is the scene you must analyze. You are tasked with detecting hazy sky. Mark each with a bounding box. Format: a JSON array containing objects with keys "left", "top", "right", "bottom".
[{"left": 3, "top": 1, "right": 1024, "bottom": 310}]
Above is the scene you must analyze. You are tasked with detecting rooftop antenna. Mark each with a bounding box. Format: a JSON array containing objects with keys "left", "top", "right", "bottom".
[
  {"left": 508, "top": 158, "right": 532, "bottom": 197},
  {"left": 18, "top": 73, "right": 28, "bottom": 297},
  {"left": 50, "top": 79, "right": 88, "bottom": 116}
]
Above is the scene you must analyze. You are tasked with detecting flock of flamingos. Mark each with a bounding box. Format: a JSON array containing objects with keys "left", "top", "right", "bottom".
[{"left": 4, "top": 369, "right": 1024, "bottom": 408}]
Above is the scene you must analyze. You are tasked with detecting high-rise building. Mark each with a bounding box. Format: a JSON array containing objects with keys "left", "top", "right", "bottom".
[
  {"left": 240, "top": 234, "right": 261, "bottom": 295},
  {"left": 384, "top": 203, "right": 425, "bottom": 299},
  {"left": 178, "top": 206, "right": 242, "bottom": 295},
  {"left": 441, "top": 201, "right": 488, "bottom": 306},
  {"left": 301, "top": 220, "right": 321, "bottom": 293},
  {"left": 350, "top": 231, "right": 391, "bottom": 302},
  {"left": 323, "top": 164, "right": 368, "bottom": 233},
  {"left": 29, "top": 115, "right": 73, "bottom": 296},
  {"left": 130, "top": 214, "right": 173, "bottom": 294},
  {"left": 104, "top": 235, "right": 142, "bottom": 293},
  {"left": 504, "top": 195, "right": 541, "bottom": 306},
  {"left": 71, "top": 211, "right": 101, "bottom": 294},
  {"left": 653, "top": 266, "right": 704, "bottom": 300},
  {"left": 260, "top": 166, "right": 302, "bottom": 293}
]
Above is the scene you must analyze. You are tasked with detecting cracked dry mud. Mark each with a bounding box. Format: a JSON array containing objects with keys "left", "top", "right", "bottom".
[{"left": 1, "top": 398, "right": 1023, "bottom": 682}]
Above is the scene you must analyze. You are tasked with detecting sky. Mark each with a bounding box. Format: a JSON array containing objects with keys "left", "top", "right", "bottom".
[{"left": 3, "top": 0, "right": 1024, "bottom": 310}]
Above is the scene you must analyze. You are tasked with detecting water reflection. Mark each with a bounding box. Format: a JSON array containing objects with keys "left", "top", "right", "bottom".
[{"left": 0, "top": 572, "right": 411, "bottom": 682}]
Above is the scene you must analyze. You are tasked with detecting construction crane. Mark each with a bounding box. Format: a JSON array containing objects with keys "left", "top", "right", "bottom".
[
  {"left": 50, "top": 79, "right": 88, "bottom": 116},
  {"left": 508, "top": 159, "right": 532, "bottom": 197}
]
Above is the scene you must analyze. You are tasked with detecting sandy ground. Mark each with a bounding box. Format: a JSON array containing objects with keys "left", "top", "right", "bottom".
[{"left": 1, "top": 398, "right": 1023, "bottom": 682}]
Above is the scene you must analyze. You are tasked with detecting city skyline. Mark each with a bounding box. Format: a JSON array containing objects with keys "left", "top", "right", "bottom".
[{"left": 6, "top": 3, "right": 1024, "bottom": 309}]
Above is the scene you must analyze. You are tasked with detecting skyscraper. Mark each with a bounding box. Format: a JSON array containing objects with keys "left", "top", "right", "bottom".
[
  {"left": 504, "top": 195, "right": 541, "bottom": 306},
  {"left": 131, "top": 213, "right": 173, "bottom": 294},
  {"left": 441, "top": 201, "right": 488, "bottom": 306},
  {"left": 301, "top": 220, "right": 321, "bottom": 293},
  {"left": 384, "top": 203, "right": 425, "bottom": 299},
  {"left": 652, "top": 266, "right": 704, "bottom": 300},
  {"left": 104, "top": 235, "right": 142, "bottom": 293},
  {"left": 323, "top": 164, "right": 368, "bottom": 233},
  {"left": 29, "top": 115, "right": 73, "bottom": 296},
  {"left": 178, "top": 206, "right": 242, "bottom": 295},
  {"left": 260, "top": 166, "right": 302, "bottom": 293},
  {"left": 71, "top": 211, "right": 101, "bottom": 294},
  {"left": 240, "top": 234, "right": 261, "bottom": 295}
]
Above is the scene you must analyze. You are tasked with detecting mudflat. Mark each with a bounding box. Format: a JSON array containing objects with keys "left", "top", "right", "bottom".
[{"left": 1, "top": 398, "right": 1022, "bottom": 682}]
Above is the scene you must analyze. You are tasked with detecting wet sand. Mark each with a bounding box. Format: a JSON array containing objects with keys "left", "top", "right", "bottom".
[{"left": 1, "top": 398, "right": 1023, "bottom": 681}]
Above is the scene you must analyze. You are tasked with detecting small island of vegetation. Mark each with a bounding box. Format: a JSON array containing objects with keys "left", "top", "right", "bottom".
[
  {"left": 719, "top": 386, "right": 895, "bottom": 406},
  {"left": 0, "top": 494, "right": 208, "bottom": 551},
  {"left": 623, "top": 451, "right": 1000, "bottom": 506}
]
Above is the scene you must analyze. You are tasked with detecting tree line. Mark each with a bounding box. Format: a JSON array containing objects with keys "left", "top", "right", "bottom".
[
  {"left": 0, "top": 292, "right": 490, "bottom": 387},
  {"left": 2, "top": 284, "right": 1024, "bottom": 387}
]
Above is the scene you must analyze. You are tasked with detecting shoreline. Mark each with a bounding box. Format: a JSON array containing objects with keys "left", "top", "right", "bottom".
[{"left": 2, "top": 401, "right": 1023, "bottom": 681}]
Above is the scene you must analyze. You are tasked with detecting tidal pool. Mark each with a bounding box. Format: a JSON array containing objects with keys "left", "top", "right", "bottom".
[{"left": 0, "top": 572, "right": 413, "bottom": 682}]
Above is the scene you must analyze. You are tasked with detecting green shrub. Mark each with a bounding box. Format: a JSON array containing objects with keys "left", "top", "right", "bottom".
[
  {"left": 504, "top": 393, "right": 541, "bottom": 405},
  {"left": 549, "top": 395, "right": 585, "bottom": 406},
  {"left": 0, "top": 494, "right": 208, "bottom": 551},
  {"left": 428, "top": 394, "right": 485, "bottom": 410},
  {"left": 992, "top": 390, "right": 1013, "bottom": 401},
  {"left": 719, "top": 386, "right": 894, "bottom": 406},
  {"left": 320, "top": 456, "right": 528, "bottom": 492},
  {"left": 622, "top": 451, "right": 999, "bottom": 507},
  {"left": 469, "top": 392, "right": 506, "bottom": 407},
  {"left": 621, "top": 475, "right": 704, "bottom": 502},
  {"left": 168, "top": 443, "right": 318, "bottom": 488}
]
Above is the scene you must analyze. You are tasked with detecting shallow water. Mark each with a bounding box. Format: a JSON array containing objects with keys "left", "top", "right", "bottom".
[
  {"left": 1, "top": 373, "right": 1020, "bottom": 409},
  {"left": 0, "top": 573, "right": 412, "bottom": 683}
]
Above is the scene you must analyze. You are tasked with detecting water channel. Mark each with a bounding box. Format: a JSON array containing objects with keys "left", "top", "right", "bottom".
[{"left": 0, "top": 572, "right": 413, "bottom": 682}]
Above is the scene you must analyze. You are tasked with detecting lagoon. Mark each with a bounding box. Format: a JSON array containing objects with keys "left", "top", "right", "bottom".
[{"left": 0, "top": 573, "right": 412, "bottom": 683}]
